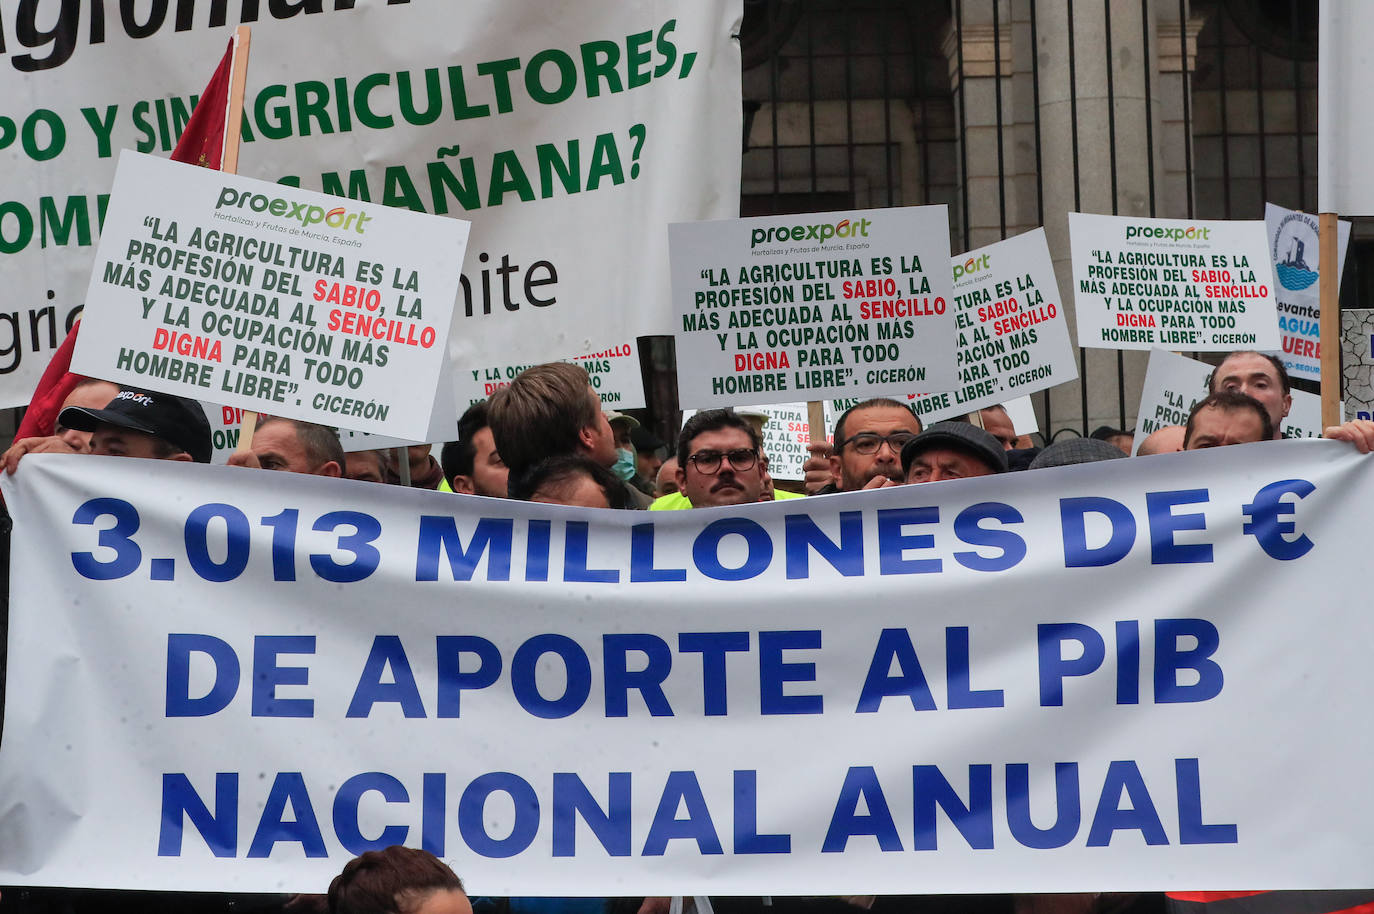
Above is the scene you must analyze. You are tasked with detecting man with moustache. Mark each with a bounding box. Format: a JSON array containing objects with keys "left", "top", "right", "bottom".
[{"left": 674, "top": 409, "right": 768, "bottom": 508}]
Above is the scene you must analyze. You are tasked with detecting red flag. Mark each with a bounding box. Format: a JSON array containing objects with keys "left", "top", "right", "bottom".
[
  {"left": 171, "top": 36, "right": 235, "bottom": 169},
  {"left": 15, "top": 37, "right": 237, "bottom": 441},
  {"left": 13, "top": 321, "right": 84, "bottom": 442}
]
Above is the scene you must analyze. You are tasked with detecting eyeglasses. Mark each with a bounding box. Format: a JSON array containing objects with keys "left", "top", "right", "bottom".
[
  {"left": 687, "top": 448, "right": 759, "bottom": 474},
  {"left": 836, "top": 431, "right": 917, "bottom": 456}
]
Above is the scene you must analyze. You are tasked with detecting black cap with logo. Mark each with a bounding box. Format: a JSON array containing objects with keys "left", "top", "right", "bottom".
[{"left": 59, "top": 387, "right": 212, "bottom": 463}]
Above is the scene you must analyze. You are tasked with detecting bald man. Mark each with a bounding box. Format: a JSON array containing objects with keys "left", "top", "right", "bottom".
[{"left": 1136, "top": 425, "right": 1185, "bottom": 456}]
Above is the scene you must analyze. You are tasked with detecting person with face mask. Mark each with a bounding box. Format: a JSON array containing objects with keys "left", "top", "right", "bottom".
[{"left": 607, "top": 411, "right": 641, "bottom": 483}]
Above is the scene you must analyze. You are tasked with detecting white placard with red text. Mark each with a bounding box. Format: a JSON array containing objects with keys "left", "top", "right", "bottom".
[
  {"left": 672, "top": 206, "right": 957, "bottom": 407},
  {"left": 73, "top": 152, "right": 467, "bottom": 440},
  {"left": 454, "top": 343, "right": 646, "bottom": 411},
  {"left": 1069, "top": 214, "right": 1280, "bottom": 352}
]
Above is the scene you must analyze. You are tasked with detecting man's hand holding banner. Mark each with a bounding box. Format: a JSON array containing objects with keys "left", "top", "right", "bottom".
[{"left": 1, "top": 445, "right": 1371, "bottom": 894}]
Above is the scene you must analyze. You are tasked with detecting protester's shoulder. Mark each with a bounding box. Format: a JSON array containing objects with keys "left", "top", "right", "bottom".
[
  {"left": 649, "top": 492, "right": 693, "bottom": 511},
  {"left": 621, "top": 479, "right": 654, "bottom": 509}
]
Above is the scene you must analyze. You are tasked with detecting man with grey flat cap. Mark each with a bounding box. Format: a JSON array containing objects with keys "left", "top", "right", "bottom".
[
  {"left": 1028, "top": 436, "right": 1128, "bottom": 470},
  {"left": 5, "top": 386, "right": 212, "bottom": 472},
  {"left": 900, "top": 420, "right": 1008, "bottom": 484}
]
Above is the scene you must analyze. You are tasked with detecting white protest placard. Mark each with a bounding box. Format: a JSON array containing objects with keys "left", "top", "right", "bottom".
[
  {"left": 0, "top": 2, "right": 741, "bottom": 409},
  {"left": 1069, "top": 214, "right": 1279, "bottom": 351},
  {"left": 1132, "top": 349, "right": 1321, "bottom": 452},
  {"left": 455, "top": 342, "right": 647, "bottom": 411},
  {"left": 71, "top": 151, "right": 468, "bottom": 440},
  {"left": 1319, "top": 0, "right": 1374, "bottom": 214},
  {"left": 752, "top": 403, "right": 814, "bottom": 478},
  {"left": 1264, "top": 203, "right": 1351, "bottom": 381},
  {"left": 812, "top": 229, "right": 1070, "bottom": 435},
  {"left": 902, "top": 230, "right": 1075, "bottom": 420},
  {"left": 205, "top": 357, "right": 463, "bottom": 461},
  {"left": 906, "top": 393, "right": 1041, "bottom": 435},
  {"left": 202, "top": 402, "right": 243, "bottom": 464},
  {"left": 1002, "top": 395, "right": 1040, "bottom": 436},
  {"left": 671, "top": 206, "right": 957, "bottom": 407},
  {"left": 4, "top": 448, "right": 1374, "bottom": 893},
  {"left": 1281, "top": 390, "right": 1325, "bottom": 440}
]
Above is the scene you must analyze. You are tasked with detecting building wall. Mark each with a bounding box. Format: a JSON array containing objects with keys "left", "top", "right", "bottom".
[{"left": 726, "top": 0, "right": 1329, "bottom": 440}]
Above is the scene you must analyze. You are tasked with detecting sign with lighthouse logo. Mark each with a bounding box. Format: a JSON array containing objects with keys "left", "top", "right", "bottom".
[{"left": 1264, "top": 203, "right": 1351, "bottom": 381}]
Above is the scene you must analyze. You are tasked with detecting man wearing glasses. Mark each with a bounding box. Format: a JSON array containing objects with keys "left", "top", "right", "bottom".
[
  {"left": 822, "top": 398, "right": 923, "bottom": 493},
  {"left": 673, "top": 409, "right": 769, "bottom": 508}
]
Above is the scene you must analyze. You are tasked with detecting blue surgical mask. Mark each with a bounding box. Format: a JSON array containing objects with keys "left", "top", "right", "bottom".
[{"left": 613, "top": 448, "right": 636, "bottom": 480}]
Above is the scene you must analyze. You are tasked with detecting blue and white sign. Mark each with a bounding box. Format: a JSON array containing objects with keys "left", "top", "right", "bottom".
[
  {"left": 2, "top": 449, "right": 1373, "bottom": 894},
  {"left": 1264, "top": 203, "right": 1351, "bottom": 381}
]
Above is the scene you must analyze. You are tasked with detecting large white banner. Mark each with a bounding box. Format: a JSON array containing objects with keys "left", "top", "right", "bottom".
[
  {"left": 3, "top": 448, "right": 1374, "bottom": 894},
  {"left": 1318, "top": 1, "right": 1374, "bottom": 214},
  {"left": 0, "top": 1, "right": 742, "bottom": 408}
]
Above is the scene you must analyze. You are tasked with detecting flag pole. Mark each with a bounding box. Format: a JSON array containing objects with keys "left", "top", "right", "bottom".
[
  {"left": 221, "top": 26, "right": 251, "bottom": 174},
  {"left": 222, "top": 26, "right": 260, "bottom": 451},
  {"left": 1319, "top": 212, "right": 1340, "bottom": 429},
  {"left": 806, "top": 401, "right": 825, "bottom": 453}
]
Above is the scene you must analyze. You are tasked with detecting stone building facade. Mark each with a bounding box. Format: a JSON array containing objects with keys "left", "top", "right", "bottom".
[{"left": 731, "top": 0, "right": 1329, "bottom": 438}]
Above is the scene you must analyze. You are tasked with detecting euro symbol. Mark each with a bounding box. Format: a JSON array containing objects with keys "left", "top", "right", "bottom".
[{"left": 1241, "top": 478, "right": 1315, "bottom": 561}]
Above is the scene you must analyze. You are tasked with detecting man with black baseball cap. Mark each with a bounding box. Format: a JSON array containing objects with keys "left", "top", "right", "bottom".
[
  {"left": 900, "top": 420, "right": 1008, "bottom": 484},
  {"left": 28, "top": 387, "right": 210, "bottom": 467}
]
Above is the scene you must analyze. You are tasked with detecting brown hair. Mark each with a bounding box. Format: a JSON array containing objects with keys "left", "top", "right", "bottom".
[
  {"left": 487, "top": 362, "right": 599, "bottom": 477},
  {"left": 677, "top": 409, "right": 762, "bottom": 462},
  {"left": 257, "top": 415, "right": 347, "bottom": 471},
  {"left": 327, "top": 846, "right": 463, "bottom": 914},
  {"left": 1183, "top": 391, "right": 1274, "bottom": 446},
  {"left": 508, "top": 454, "right": 629, "bottom": 507}
]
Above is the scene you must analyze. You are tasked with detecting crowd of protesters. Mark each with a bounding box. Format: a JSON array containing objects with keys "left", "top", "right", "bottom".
[{"left": 1, "top": 349, "right": 1372, "bottom": 914}]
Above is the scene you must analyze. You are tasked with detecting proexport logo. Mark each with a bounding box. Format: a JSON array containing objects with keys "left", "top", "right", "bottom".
[
  {"left": 750, "top": 216, "right": 872, "bottom": 248},
  {"left": 215, "top": 187, "right": 372, "bottom": 234},
  {"left": 952, "top": 252, "right": 991, "bottom": 281},
  {"left": 1124, "top": 223, "right": 1210, "bottom": 242},
  {"left": 114, "top": 391, "right": 153, "bottom": 407}
]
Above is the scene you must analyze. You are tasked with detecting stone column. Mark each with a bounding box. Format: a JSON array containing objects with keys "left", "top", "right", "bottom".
[
  {"left": 1156, "top": 2, "right": 1208, "bottom": 219},
  {"left": 945, "top": 0, "right": 1208, "bottom": 435},
  {"left": 942, "top": 0, "right": 1036, "bottom": 250}
]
